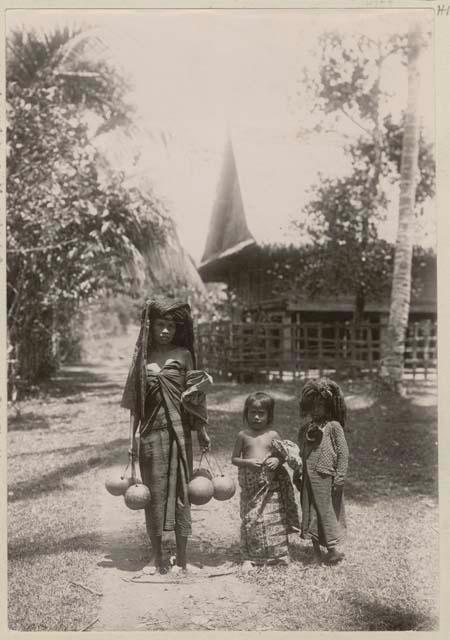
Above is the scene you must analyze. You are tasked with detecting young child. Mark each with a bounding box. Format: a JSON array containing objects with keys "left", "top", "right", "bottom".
[
  {"left": 231, "top": 391, "right": 300, "bottom": 572},
  {"left": 295, "top": 378, "right": 349, "bottom": 565}
]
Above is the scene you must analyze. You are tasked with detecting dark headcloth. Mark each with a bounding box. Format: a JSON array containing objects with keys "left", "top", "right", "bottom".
[{"left": 120, "top": 296, "right": 195, "bottom": 418}]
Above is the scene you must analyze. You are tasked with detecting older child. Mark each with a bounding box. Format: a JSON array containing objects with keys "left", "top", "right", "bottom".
[
  {"left": 295, "top": 378, "right": 349, "bottom": 565},
  {"left": 231, "top": 392, "right": 300, "bottom": 572}
]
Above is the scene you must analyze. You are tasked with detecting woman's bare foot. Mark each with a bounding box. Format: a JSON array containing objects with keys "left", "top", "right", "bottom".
[
  {"left": 141, "top": 564, "right": 158, "bottom": 575},
  {"left": 140, "top": 549, "right": 165, "bottom": 575},
  {"left": 171, "top": 563, "right": 201, "bottom": 576}
]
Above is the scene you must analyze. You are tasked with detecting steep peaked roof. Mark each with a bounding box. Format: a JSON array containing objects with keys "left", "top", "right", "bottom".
[{"left": 200, "top": 137, "right": 256, "bottom": 268}]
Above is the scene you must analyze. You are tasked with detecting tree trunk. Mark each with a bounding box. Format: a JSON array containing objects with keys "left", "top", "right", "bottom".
[{"left": 380, "top": 23, "right": 422, "bottom": 393}]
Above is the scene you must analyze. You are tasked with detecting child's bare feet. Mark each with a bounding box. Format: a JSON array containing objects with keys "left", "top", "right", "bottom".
[{"left": 325, "top": 549, "right": 345, "bottom": 565}]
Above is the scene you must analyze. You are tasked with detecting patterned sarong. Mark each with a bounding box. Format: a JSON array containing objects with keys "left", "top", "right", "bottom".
[
  {"left": 138, "top": 360, "right": 210, "bottom": 538},
  {"left": 238, "top": 465, "right": 299, "bottom": 562},
  {"left": 140, "top": 418, "right": 192, "bottom": 537}
]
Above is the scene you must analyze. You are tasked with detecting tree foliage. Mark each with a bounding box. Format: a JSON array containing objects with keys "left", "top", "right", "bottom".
[
  {"left": 259, "top": 242, "right": 434, "bottom": 310},
  {"left": 294, "top": 30, "right": 435, "bottom": 320},
  {"left": 7, "top": 28, "right": 168, "bottom": 384}
]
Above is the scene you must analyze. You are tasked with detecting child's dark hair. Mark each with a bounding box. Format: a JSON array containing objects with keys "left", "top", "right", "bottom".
[
  {"left": 243, "top": 391, "right": 275, "bottom": 425},
  {"left": 299, "top": 378, "right": 347, "bottom": 429}
]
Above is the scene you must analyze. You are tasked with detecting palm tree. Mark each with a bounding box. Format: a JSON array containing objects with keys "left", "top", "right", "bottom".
[
  {"left": 7, "top": 26, "right": 82, "bottom": 84},
  {"left": 380, "top": 22, "right": 424, "bottom": 392}
]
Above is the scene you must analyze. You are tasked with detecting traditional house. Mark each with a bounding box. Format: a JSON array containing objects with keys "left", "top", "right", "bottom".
[
  {"left": 199, "top": 138, "right": 436, "bottom": 322},
  {"left": 197, "top": 138, "right": 436, "bottom": 379}
]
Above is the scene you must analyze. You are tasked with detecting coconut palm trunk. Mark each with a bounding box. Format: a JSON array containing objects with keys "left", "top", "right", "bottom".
[{"left": 381, "top": 23, "right": 423, "bottom": 392}]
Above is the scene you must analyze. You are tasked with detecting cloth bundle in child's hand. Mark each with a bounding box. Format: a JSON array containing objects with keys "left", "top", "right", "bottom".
[
  {"left": 271, "top": 439, "right": 302, "bottom": 473},
  {"left": 271, "top": 439, "right": 303, "bottom": 491}
]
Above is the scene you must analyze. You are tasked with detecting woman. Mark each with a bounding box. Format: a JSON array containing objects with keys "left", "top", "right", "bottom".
[{"left": 121, "top": 296, "right": 212, "bottom": 575}]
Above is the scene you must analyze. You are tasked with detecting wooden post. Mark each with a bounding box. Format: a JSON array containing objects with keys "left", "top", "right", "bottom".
[
  {"left": 411, "top": 322, "right": 418, "bottom": 381},
  {"left": 315, "top": 322, "right": 321, "bottom": 377},
  {"left": 282, "top": 313, "right": 291, "bottom": 382},
  {"left": 367, "top": 323, "right": 373, "bottom": 373}
]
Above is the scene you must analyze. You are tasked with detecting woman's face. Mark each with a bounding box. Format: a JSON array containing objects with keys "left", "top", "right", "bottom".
[{"left": 151, "top": 316, "right": 177, "bottom": 347}]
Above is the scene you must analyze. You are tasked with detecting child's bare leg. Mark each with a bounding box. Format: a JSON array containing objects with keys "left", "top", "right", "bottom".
[{"left": 312, "top": 540, "right": 323, "bottom": 564}]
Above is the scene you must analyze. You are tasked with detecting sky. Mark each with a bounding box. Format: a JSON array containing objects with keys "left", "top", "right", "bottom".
[{"left": 7, "top": 9, "right": 435, "bottom": 262}]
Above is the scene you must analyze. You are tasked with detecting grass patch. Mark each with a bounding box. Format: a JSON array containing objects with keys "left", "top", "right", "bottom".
[{"left": 8, "top": 363, "right": 439, "bottom": 631}]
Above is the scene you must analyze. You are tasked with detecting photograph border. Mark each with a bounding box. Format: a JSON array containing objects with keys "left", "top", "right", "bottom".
[{"left": 0, "top": 1, "right": 448, "bottom": 639}]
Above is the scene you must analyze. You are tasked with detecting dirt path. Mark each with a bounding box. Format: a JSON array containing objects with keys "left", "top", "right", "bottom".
[
  {"left": 92, "top": 461, "right": 266, "bottom": 632},
  {"left": 74, "top": 347, "right": 266, "bottom": 632}
]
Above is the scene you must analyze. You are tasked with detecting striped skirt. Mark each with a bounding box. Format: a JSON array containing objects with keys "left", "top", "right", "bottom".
[{"left": 139, "top": 420, "right": 192, "bottom": 538}]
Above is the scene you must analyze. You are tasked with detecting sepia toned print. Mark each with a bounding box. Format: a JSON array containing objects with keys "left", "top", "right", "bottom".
[{"left": 4, "top": 6, "right": 441, "bottom": 634}]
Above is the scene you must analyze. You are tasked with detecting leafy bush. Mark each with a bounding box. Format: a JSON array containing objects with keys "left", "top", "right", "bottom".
[{"left": 6, "top": 28, "right": 168, "bottom": 385}]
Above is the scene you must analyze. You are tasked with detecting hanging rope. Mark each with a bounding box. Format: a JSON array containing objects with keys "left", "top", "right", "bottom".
[
  {"left": 208, "top": 450, "right": 224, "bottom": 476},
  {"left": 196, "top": 450, "right": 205, "bottom": 471},
  {"left": 203, "top": 452, "right": 215, "bottom": 476},
  {"left": 121, "top": 457, "right": 131, "bottom": 478}
]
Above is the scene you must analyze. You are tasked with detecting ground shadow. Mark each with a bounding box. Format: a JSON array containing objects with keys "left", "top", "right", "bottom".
[
  {"left": 347, "top": 592, "right": 438, "bottom": 630},
  {"left": 95, "top": 536, "right": 241, "bottom": 573},
  {"left": 8, "top": 531, "right": 106, "bottom": 562},
  {"left": 8, "top": 412, "right": 51, "bottom": 431},
  {"left": 205, "top": 381, "right": 438, "bottom": 505},
  {"left": 97, "top": 544, "right": 147, "bottom": 572},
  {"left": 186, "top": 538, "right": 241, "bottom": 568},
  {"left": 33, "top": 365, "right": 124, "bottom": 400},
  {"left": 8, "top": 526, "right": 241, "bottom": 572},
  {"left": 289, "top": 539, "right": 320, "bottom": 566},
  {"left": 8, "top": 437, "right": 128, "bottom": 503},
  {"left": 8, "top": 442, "right": 100, "bottom": 460}
]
